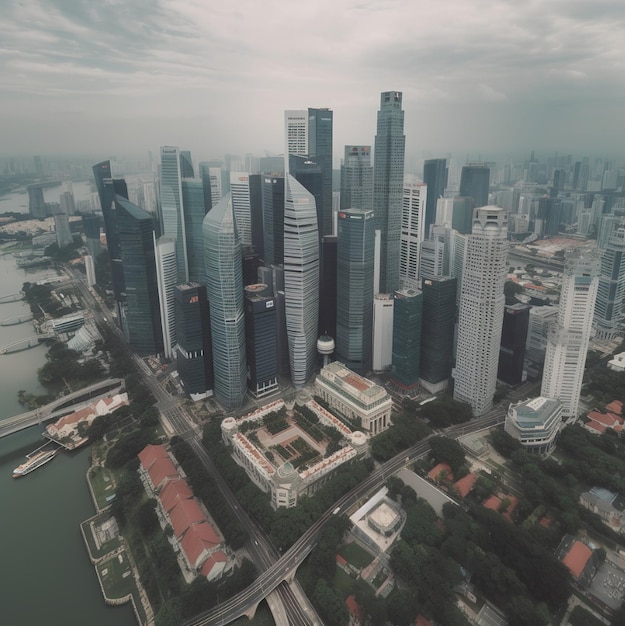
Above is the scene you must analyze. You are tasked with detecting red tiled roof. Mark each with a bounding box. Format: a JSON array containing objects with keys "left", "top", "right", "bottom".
[
  {"left": 138, "top": 444, "right": 169, "bottom": 471},
  {"left": 147, "top": 457, "right": 179, "bottom": 490},
  {"left": 454, "top": 472, "right": 477, "bottom": 498},
  {"left": 587, "top": 411, "right": 618, "bottom": 426},
  {"left": 606, "top": 400, "right": 623, "bottom": 415},
  {"left": 199, "top": 550, "right": 227, "bottom": 578},
  {"left": 483, "top": 494, "right": 518, "bottom": 522},
  {"left": 336, "top": 554, "right": 347, "bottom": 567},
  {"left": 563, "top": 541, "right": 592, "bottom": 579},
  {"left": 428, "top": 463, "right": 453, "bottom": 482},
  {"left": 416, "top": 616, "right": 433, "bottom": 626},
  {"left": 586, "top": 421, "right": 606, "bottom": 434},
  {"left": 345, "top": 595, "right": 363, "bottom": 623},
  {"left": 181, "top": 521, "right": 221, "bottom": 568},
  {"left": 159, "top": 479, "right": 193, "bottom": 513},
  {"left": 170, "top": 497, "right": 206, "bottom": 538}
]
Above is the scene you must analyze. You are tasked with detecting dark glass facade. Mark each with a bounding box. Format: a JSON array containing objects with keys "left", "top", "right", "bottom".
[
  {"left": 249, "top": 174, "right": 264, "bottom": 259},
  {"left": 181, "top": 179, "right": 208, "bottom": 283},
  {"left": 175, "top": 283, "right": 213, "bottom": 398},
  {"left": 262, "top": 175, "right": 284, "bottom": 265},
  {"left": 319, "top": 235, "right": 337, "bottom": 339},
  {"left": 423, "top": 158, "right": 448, "bottom": 234},
  {"left": 289, "top": 154, "right": 323, "bottom": 241},
  {"left": 451, "top": 196, "right": 475, "bottom": 235},
  {"left": 115, "top": 196, "right": 163, "bottom": 356},
  {"left": 419, "top": 277, "right": 457, "bottom": 386},
  {"left": 391, "top": 288, "right": 423, "bottom": 388},
  {"left": 497, "top": 303, "right": 531, "bottom": 385},
  {"left": 179, "top": 150, "right": 194, "bottom": 178},
  {"left": 459, "top": 164, "right": 490, "bottom": 209},
  {"left": 308, "top": 108, "right": 333, "bottom": 237}
]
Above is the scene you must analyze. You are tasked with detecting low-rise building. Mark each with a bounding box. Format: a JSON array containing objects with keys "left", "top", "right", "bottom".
[
  {"left": 315, "top": 362, "right": 393, "bottom": 435},
  {"left": 580, "top": 487, "right": 625, "bottom": 530},
  {"left": 608, "top": 352, "right": 625, "bottom": 372},
  {"left": 504, "top": 396, "right": 562, "bottom": 455}
]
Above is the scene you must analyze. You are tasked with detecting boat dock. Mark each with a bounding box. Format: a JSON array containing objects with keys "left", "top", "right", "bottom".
[{"left": 0, "top": 314, "right": 34, "bottom": 326}]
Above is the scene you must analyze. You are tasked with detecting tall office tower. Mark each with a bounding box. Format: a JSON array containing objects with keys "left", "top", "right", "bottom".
[
  {"left": 262, "top": 175, "right": 285, "bottom": 265},
  {"left": 420, "top": 237, "right": 446, "bottom": 280},
  {"left": 341, "top": 146, "right": 373, "bottom": 212},
  {"left": 451, "top": 197, "right": 475, "bottom": 235},
  {"left": 594, "top": 224, "right": 625, "bottom": 340},
  {"left": 249, "top": 174, "right": 264, "bottom": 258},
  {"left": 423, "top": 158, "right": 448, "bottom": 234},
  {"left": 459, "top": 163, "right": 490, "bottom": 209},
  {"left": 259, "top": 265, "right": 290, "bottom": 376},
  {"left": 85, "top": 254, "right": 96, "bottom": 287},
  {"left": 229, "top": 172, "right": 252, "bottom": 247},
  {"left": 143, "top": 180, "right": 158, "bottom": 217},
  {"left": 82, "top": 215, "right": 101, "bottom": 260},
  {"left": 197, "top": 163, "right": 214, "bottom": 217},
  {"left": 284, "top": 110, "right": 308, "bottom": 172},
  {"left": 202, "top": 193, "right": 247, "bottom": 410},
  {"left": 319, "top": 235, "right": 338, "bottom": 339},
  {"left": 400, "top": 181, "right": 427, "bottom": 290},
  {"left": 419, "top": 277, "right": 457, "bottom": 393},
  {"left": 391, "top": 288, "right": 423, "bottom": 389},
  {"left": 242, "top": 247, "right": 261, "bottom": 286},
  {"left": 244, "top": 284, "right": 279, "bottom": 398},
  {"left": 374, "top": 91, "right": 405, "bottom": 294},
  {"left": 92, "top": 161, "right": 129, "bottom": 323},
  {"left": 525, "top": 306, "right": 558, "bottom": 380},
  {"left": 27, "top": 185, "right": 46, "bottom": 218},
  {"left": 597, "top": 214, "right": 622, "bottom": 250},
  {"left": 159, "top": 146, "right": 188, "bottom": 283},
  {"left": 115, "top": 196, "right": 163, "bottom": 356},
  {"left": 174, "top": 283, "right": 214, "bottom": 401},
  {"left": 155, "top": 238, "right": 178, "bottom": 360},
  {"left": 181, "top": 179, "right": 209, "bottom": 284},
  {"left": 60, "top": 191, "right": 75, "bottom": 216},
  {"left": 541, "top": 249, "right": 599, "bottom": 417},
  {"left": 54, "top": 213, "right": 72, "bottom": 248},
  {"left": 259, "top": 156, "right": 284, "bottom": 176},
  {"left": 289, "top": 155, "right": 323, "bottom": 238},
  {"left": 553, "top": 169, "right": 566, "bottom": 191},
  {"left": 179, "top": 151, "right": 194, "bottom": 178},
  {"left": 372, "top": 294, "right": 394, "bottom": 371},
  {"left": 336, "top": 209, "right": 375, "bottom": 372},
  {"left": 284, "top": 175, "right": 320, "bottom": 387},
  {"left": 537, "top": 196, "right": 562, "bottom": 236},
  {"left": 308, "top": 108, "right": 333, "bottom": 236},
  {"left": 454, "top": 207, "right": 508, "bottom": 416},
  {"left": 33, "top": 155, "right": 43, "bottom": 177},
  {"left": 497, "top": 303, "right": 531, "bottom": 385}
]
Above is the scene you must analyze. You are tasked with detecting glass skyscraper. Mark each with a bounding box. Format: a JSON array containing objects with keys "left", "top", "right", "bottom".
[
  {"left": 308, "top": 107, "right": 333, "bottom": 237},
  {"left": 155, "top": 237, "right": 178, "bottom": 360},
  {"left": 341, "top": 145, "right": 373, "bottom": 212},
  {"left": 459, "top": 163, "right": 490, "bottom": 210},
  {"left": 391, "top": 288, "right": 423, "bottom": 388},
  {"left": 374, "top": 91, "right": 405, "bottom": 294},
  {"left": 262, "top": 175, "right": 285, "bottom": 266},
  {"left": 422, "top": 158, "right": 448, "bottom": 235},
  {"left": 202, "top": 193, "right": 247, "bottom": 409},
  {"left": 284, "top": 175, "right": 320, "bottom": 387},
  {"left": 181, "top": 179, "right": 208, "bottom": 284},
  {"left": 336, "top": 209, "right": 375, "bottom": 373}
]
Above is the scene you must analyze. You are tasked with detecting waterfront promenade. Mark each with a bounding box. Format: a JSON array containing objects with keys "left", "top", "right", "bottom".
[{"left": 0, "top": 378, "right": 124, "bottom": 438}]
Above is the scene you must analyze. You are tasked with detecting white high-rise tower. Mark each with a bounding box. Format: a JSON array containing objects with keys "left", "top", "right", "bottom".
[
  {"left": 400, "top": 180, "right": 427, "bottom": 290},
  {"left": 541, "top": 249, "right": 599, "bottom": 417},
  {"left": 453, "top": 207, "right": 508, "bottom": 416},
  {"left": 284, "top": 110, "right": 308, "bottom": 174},
  {"left": 155, "top": 237, "right": 178, "bottom": 360}
]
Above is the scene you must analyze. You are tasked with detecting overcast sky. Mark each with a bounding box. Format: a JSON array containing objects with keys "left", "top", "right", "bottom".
[{"left": 2, "top": 0, "right": 624, "bottom": 164}]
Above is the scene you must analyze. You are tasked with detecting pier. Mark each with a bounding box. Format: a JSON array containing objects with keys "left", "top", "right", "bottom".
[
  {"left": 0, "top": 291, "right": 24, "bottom": 304},
  {"left": 1, "top": 313, "right": 34, "bottom": 326},
  {"left": 0, "top": 333, "right": 55, "bottom": 355}
]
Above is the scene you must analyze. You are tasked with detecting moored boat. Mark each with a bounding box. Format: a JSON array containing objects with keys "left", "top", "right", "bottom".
[{"left": 12, "top": 449, "right": 56, "bottom": 478}]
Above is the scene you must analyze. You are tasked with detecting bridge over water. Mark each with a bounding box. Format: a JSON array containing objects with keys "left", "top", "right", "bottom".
[{"left": 0, "top": 378, "right": 125, "bottom": 439}]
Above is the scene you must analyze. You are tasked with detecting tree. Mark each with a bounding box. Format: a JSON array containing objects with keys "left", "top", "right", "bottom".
[{"left": 429, "top": 436, "right": 466, "bottom": 475}]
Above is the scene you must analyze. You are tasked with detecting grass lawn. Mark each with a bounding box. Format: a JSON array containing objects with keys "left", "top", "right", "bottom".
[
  {"left": 89, "top": 465, "right": 117, "bottom": 510},
  {"left": 97, "top": 550, "right": 135, "bottom": 600},
  {"left": 338, "top": 542, "right": 374, "bottom": 570}
]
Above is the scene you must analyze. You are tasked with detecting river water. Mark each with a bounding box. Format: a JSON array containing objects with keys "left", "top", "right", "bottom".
[{"left": 0, "top": 186, "right": 136, "bottom": 626}]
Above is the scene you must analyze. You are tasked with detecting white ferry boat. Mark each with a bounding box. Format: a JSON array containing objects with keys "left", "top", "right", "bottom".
[{"left": 12, "top": 449, "right": 56, "bottom": 478}]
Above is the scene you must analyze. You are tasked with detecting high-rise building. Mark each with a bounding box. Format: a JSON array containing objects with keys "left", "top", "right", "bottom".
[
  {"left": 54, "top": 213, "right": 72, "bottom": 248},
  {"left": 115, "top": 196, "right": 163, "bottom": 356},
  {"left": 308, "top": 108, "right": 333, "bottom": 237},
  {"left": 289, "top": 155, "right": 323, "bottom": 240},
  {"left": 181, "top": 179, "right": 209, "bottom": 284},
  {"left": 594, "top": 224, "right": 625, "bottom": 340},
  {"left": 419, "top": 277, "right": 457, "bottom": 393},
  {"left": 249, "top": 174, "right": 264, "bottom": 259},
  {"left": 497, "top": 303, "right": 531, "bottom": 385},
  {"left": 179, "top": 150, "right": 194, "bottom": 178},
  {"left": 541, "top": 249, "right": 599, "bottom": 417},
  {"left": 372, "top": 294, "right": 394, "bottom": 371},
  {"left": 459, "top": 164, "right": 490, "bottom": 209},
  {"left": 197, "top": 162, "right": 214, "bottom": 217},
  {"left": 341, "top": 146, "right": 373, "bottom": 213},
  {"left": 207, "top": 166, "right": 230, "bottom": 208},
  {"left": 400, "top": 181, "right": 427, "bottom": 290},
  {"left": 374, "top": 91, "right": 405, "bottom": 294},
  {"left": 230, "top": 172, "right": 252, "bottom": 247},
  {"left": 454, "top": 207, "right": 508, "bottom": 416},
  {"left": 244, "top": 284, "right": 279, "bottom": 398},
  {"left": 261, "top": 175, "right": 285, "bottom": 265},
  {"left": 284, "top": 110, "right": 308, "bottom": 169},
  {"left": 319, "top": 235, "right": 338, "bottom": 340},
  {"left": 422, "top": 158, "right": 448, "bottom": 234},
  {"left": 159, "top": 146, "right": 187, "bottom": 283},
  {"left": 155, "top": 238, "right": 178, "bottom": 360},
  {"left": 336, "top": 209, "right": 375, "bottom": 372},
  {"left": 284, "top": 175, "right": 320, "bottom": 387},
  {"left": 524, "top": 306, "right": 558, "bottom": 381},
  {"left": 85, "top": 254, "right": 96, "bottom": 288},
  {"left": 391, "top": 288, "right": 423, "bottom": 389},
  {"left": 174, "top": 283, "right": 213, "bottom": 401},
  {"left": 450, "top": 197, "right": 475, "bottom": 235},
  {"left": 202, "top": 193, "right": 247, "bottom": 410},
  {"left": 60, "top": 190, "right": 75, "bottom": 216},
  {"left": 27, "top": 185, "right": 46, "bottom": 219}
]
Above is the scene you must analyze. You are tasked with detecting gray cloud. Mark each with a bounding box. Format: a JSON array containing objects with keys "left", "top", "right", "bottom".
[{"left": 1, "top": 0, "right": 624, "bottom": 161}]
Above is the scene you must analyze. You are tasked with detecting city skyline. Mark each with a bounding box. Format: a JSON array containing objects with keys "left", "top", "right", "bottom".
[{"left": 1, "top": 1, "right": 625, "bottom": 160}]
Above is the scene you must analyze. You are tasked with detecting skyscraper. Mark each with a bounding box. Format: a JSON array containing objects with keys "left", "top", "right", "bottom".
[
  {"left": 27, "top": 185, "right": 46, "bottom": 219},
  {"left": 175, "top": 283, "right": 213, "bottom": 401},
  {"left": 308, "top": 108, "right": 333, "bottom": 237},
  {"left": 336, "top": 209, "right": 375, "bottom": 372},
  {"left": 179, "top": 150, "right": 194, "bottom": 178},
  {"left": 284, "top": 110, "right": 308, "bottom": 167},
  {"left": 155, "top": 238, "right": 178, "bottom": 360},
  {"left": 289, "top": 154, "right": 323, "bottom": 239},
  {"left": 230, "top": 172, "right": 252, "bottom": 247},
  {"left": 400, "top": 181, "right": 427, "bottom": 290},
  {"left": 541, "top": 249, "right": 599, "bottom": 417},
  {"left": 391, "top": 288, "right": 423, "bottom": 389},
  {"left": 454, "top": 207, "right": 508, "bottom": 416},
  {"left": 459, "top": 163, "right": 490, "bottom": 209},
  {"left": 54, "top": 213, "right": 72, "bottom": 248},
  {"left": 422, "top": 158, "right": 448, "bottom": 234},
  {"left": 261, "top": 175, "right": 285, "bottom": 266},
  {"left": 181, "top": 179, "right": 209, "bottom": 284},
  {"left": 497, "top": 303, "right": 531, "bottom": 385},
  {"left": 115, "top": 196, "right": 163, "bottom": 356},
  {"left": 374, "top": 91, "right": 405, "bottom": 294},
  {"left": 341, "top": 146, "right": 373, "bottom": 213},
  {"left": 372, "top": 294, "right": 394, "bottom": 371},
  {"left": 203, "top": 193, "right": 247, "bottom": 410},
  {"left": 284, "top": 175, "right": 320, "bottom": 387},
  {"left": 319, "top": 235, "right": 338, "bottom": 340},
  {"left": 159, "top": 146, "right": 188, "bottom": 282}
]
